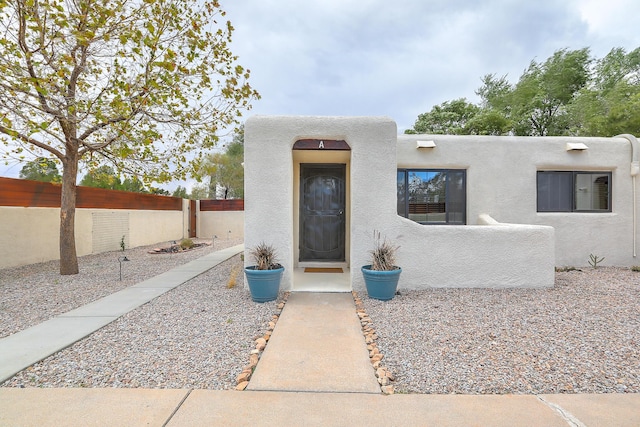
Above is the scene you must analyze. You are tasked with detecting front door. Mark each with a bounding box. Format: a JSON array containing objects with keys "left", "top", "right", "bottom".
[{"left": 299, "top": 164, "right": 346, "bottom": 262}]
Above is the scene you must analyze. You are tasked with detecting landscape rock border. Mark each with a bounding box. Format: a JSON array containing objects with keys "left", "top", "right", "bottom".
[
  {"left": 147, "top": 242, "right": 210, "bottom": 254},
  {"left": 353, "top": 291, "right": 395, "bottom": 394},
  {"left": 235, "top": 292, "right": 290, "bottom": 390}
]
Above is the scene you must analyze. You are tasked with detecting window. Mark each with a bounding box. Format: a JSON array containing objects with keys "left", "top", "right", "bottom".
[
  {"left": 537, "top": 171, "right": 611, "bottom": 212},
  {"left": 397, "top": 169, "right": 466, "bottom": 224}
]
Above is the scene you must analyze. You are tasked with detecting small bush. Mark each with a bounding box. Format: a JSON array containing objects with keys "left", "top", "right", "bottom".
[
  {"left": 588, "top": 253, "right": 605, "bottom": 269},
  {"left": 556, "top": 266, "right": 580, "bottom": 272},
  {"left": 631, "top": 266, "right": 640, "bottom": 272},
  {"left": 179, "top": 238, "right": 194, "bottom": 250}
]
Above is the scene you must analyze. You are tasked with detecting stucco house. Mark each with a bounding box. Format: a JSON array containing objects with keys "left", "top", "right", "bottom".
[{"left": 244, "top": 115, "right": 639, "bottom": 292}]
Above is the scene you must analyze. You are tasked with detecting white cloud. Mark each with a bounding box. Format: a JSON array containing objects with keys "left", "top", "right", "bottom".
[
  {"left": 3, "top": 0, "right": 639, "bottom": 178},
  {"left": 222, "top": 0, "right": 640, "bottom": 134}
]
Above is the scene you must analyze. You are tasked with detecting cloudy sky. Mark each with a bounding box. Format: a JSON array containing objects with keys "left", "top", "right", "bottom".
[
  {"left": 2, "top": 0, "right": 639, "bottom": 183},
  {"left": 223, "top": 0, "right": 640, "bottom": 132}
]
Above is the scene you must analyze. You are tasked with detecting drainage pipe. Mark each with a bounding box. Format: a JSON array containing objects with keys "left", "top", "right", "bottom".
[{"left": 616, "top": 134, "right": 639, "bottom": 257}]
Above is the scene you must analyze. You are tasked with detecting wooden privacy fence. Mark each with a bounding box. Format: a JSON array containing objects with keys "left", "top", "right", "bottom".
[
  {"left": 0, "top": 177, "right": 182, "bottom": 210},
  {"left": 200, "top": 199, "right": 244, "bottom": 211}
]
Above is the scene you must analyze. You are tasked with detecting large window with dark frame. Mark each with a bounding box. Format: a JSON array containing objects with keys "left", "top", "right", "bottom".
[
  {"left": 397, "top": 169, "right": 466, "bottom": 224},
  {"left": 537, "top": 171, "right": 612, "bottom": 212}
]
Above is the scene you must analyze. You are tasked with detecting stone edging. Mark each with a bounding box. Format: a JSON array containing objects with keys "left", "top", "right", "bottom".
[
  {"left": 235, "top": 292, "right": 290, "bottom": 390},
  {"left": 353, "top": 291, "right": 395, "bottom": 395}
]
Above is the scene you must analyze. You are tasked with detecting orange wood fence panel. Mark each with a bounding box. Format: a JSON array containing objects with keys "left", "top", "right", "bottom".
[
  {"left": 199, "top": 199, "right": 244, "bottom": 211},
  {"left": 0, "top": 177, "right": 182, "bottom": 210}
]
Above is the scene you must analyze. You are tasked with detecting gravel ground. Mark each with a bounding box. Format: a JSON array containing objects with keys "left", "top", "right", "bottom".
[
  {"left": 361, "top": 267, "right": 640, "bottom": 394},
  {"left": 1, "top": 241, "right": 283, "bottom": 389},
  {"left": 2, "top": 249, "right": 639, "bottom": 393},
  {"left": 0, "top": 238, "right": 242, "bottom": 339}
]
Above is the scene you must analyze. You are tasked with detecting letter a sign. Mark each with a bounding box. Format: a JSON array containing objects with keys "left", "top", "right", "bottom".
[{"left": 292, "top": 139, "right": 351, "bottom": 151}]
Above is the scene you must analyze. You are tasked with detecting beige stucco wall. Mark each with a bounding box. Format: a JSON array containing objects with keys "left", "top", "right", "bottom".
[
  {"left": 398, "top": 134, "right": 639, "bottom": 267},
  {"left": 198, "top": 209, "right": 245, "bottom": 242},
  {"left": 244, "top": 115, "right": 557, "bottom": 290},
  {"left": 0, "top": 206, "right": 186, "bottom": 269}
]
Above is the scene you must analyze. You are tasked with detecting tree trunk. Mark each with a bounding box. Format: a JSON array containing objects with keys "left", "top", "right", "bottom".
[{"left": 59, "top": 153, "right": 79, "bottom": 275}]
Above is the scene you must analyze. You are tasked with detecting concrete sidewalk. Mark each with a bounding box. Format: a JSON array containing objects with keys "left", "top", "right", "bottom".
[
  {"left": 1, "top": 388, "right": 639, "bottom": 426},
  {"left": 1, "top": 248, "right": 639, "bottom": 426},
  {"left": 0, "top": 244, "right": 244, "bottom": 384}
]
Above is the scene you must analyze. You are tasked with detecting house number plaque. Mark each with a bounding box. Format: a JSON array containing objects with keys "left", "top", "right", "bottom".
[{"left": 293, "top": 139, "right": 351, "bottom": 151}]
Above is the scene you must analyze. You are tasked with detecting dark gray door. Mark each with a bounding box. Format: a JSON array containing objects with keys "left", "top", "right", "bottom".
[{"left": 300, "top": 164, "right": 346, "bottom": 262}]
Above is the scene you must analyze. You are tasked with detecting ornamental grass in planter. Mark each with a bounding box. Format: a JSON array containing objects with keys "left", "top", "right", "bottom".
[
  {"left": 361, "top": 231, "right": 401, "bottom": 301},
  {"left": 245, "top": 242, "right": 284, "bottom": 302}
]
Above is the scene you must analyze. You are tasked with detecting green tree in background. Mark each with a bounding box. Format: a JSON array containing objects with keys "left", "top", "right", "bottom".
[
  {"left": 80, "top": 165, "right": 121, "bottom": 190},
  {"left": 172, "top": 185, "right": 189, "bottom": 199},
  {"left": 80, "top": 164, "right": 147, "bottom": 193},
  {"left": 568, "top": 47, "right": 640, "bottom": 136},
  {"left": 0, "top": 0, "right": 259, "bottom": 274},
  {"left": 189, "top": 183, "right": 210, "bottom": 200},
  {"left": 405, "top": 99, "right": 480, "bottom": 135},
  {"left": 202, "top": 126, "right": 244, "bottom": 199},
  {"left": 407, "top": 47, "right": 639, "bottom": 137},
  {"left": 19, "top": 157, "right": 61, "bottom": 183},
  {"left": 508, "top": 48, "right": 590, "bottom": 136},
  {"left": 149, "top": 187, "right": 170, "bottom": 196}
]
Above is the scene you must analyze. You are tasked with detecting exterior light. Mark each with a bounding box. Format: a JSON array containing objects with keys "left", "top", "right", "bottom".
[
  {"left": 566, "top": 142, "right": 588, "bottom": 151},
  {"left": 417, "top": 140, "right": 436, "bottom": 149},
  {"left": 118, "top": 256, "right": 130, "bottom": 281}
]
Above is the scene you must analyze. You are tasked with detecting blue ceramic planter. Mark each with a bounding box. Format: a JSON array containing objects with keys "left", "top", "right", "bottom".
[
  {"left": 361, "top": 265, "right": 402, "bottom": 301},
  {"left": 245, "top": 266, "right": 284, "bottom": 302}
]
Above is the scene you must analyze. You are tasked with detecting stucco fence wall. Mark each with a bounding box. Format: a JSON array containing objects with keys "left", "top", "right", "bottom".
[
  {"left": 0, "top": 203, "right": 245, "bottom": 270},
  {"left": 0, "top": 205, "right": 187, "bottom": 269},
  {"left": 197, "top": 209, "right": 245, "bottom": 244}
]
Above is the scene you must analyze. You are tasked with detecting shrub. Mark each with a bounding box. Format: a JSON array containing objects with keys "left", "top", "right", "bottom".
[{"left": 180, "top": 238, "right": 194, "bottom": 250}]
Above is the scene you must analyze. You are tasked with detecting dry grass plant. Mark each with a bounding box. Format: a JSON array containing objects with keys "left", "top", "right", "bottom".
[
  {"left": 369, "top": 230, "right": 399, "bottom": 271},
  {"left": 227, "top": 264, "right": 240, "bottom": 288}
]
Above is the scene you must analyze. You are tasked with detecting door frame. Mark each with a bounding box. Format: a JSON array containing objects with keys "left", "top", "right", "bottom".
[
  {"left": 292, "top": 151, "right": 351, "bottom": 269},
  {"left": 298, "top": 163, "right": 346, "bottom": 262}
]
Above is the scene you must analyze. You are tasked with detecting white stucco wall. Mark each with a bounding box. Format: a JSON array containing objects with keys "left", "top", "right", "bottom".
[
  {"left": 244, "top": 115, "right": 399, "bottom": 290},
  {"left": 398, "top": 134, "right": 639, "bottom": 267},
  {"left": 244, "top": 115, "right": 558, "bottom": 290}
]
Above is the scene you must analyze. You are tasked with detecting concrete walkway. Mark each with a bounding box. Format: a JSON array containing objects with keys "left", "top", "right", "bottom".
[
  {"left": 1, "top": 247, "right": 640, "bottom": 426},
  {"left": 248, "top": 292, "right": 380, "bottom": 393},
  {"left": 0, "top": 244, "right": 244, "bottom": 384}
]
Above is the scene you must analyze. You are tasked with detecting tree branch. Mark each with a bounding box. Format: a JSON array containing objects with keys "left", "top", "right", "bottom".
[{"left": 0, "top": 124, "right": 64, "bottom": 160}]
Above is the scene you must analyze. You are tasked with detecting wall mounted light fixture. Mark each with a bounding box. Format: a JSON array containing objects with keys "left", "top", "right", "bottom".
[
  {"left": 566, "top": 142, "right": 588, "bottom": 151},
  {"left": 416, "top": 140, "right": 436, "bottom": 149}
]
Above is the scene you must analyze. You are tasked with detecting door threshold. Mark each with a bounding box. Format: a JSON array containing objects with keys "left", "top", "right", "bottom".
[
  {"left": 293, "top": 267, "right": 351, "bottom": 292},
  {"left": 298, "top": 261, "right": 349, "bottom": 269}
]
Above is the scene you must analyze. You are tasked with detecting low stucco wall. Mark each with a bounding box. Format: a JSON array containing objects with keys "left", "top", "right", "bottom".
[
  {"left": 0, "top": 206, "right": 185, "bottom": 269},
  {"left": 352, "top": 215, "right": 555, "bottom": 291},
  {"left": 198, "top": 210, "right": 244, "bottom": 242}
]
